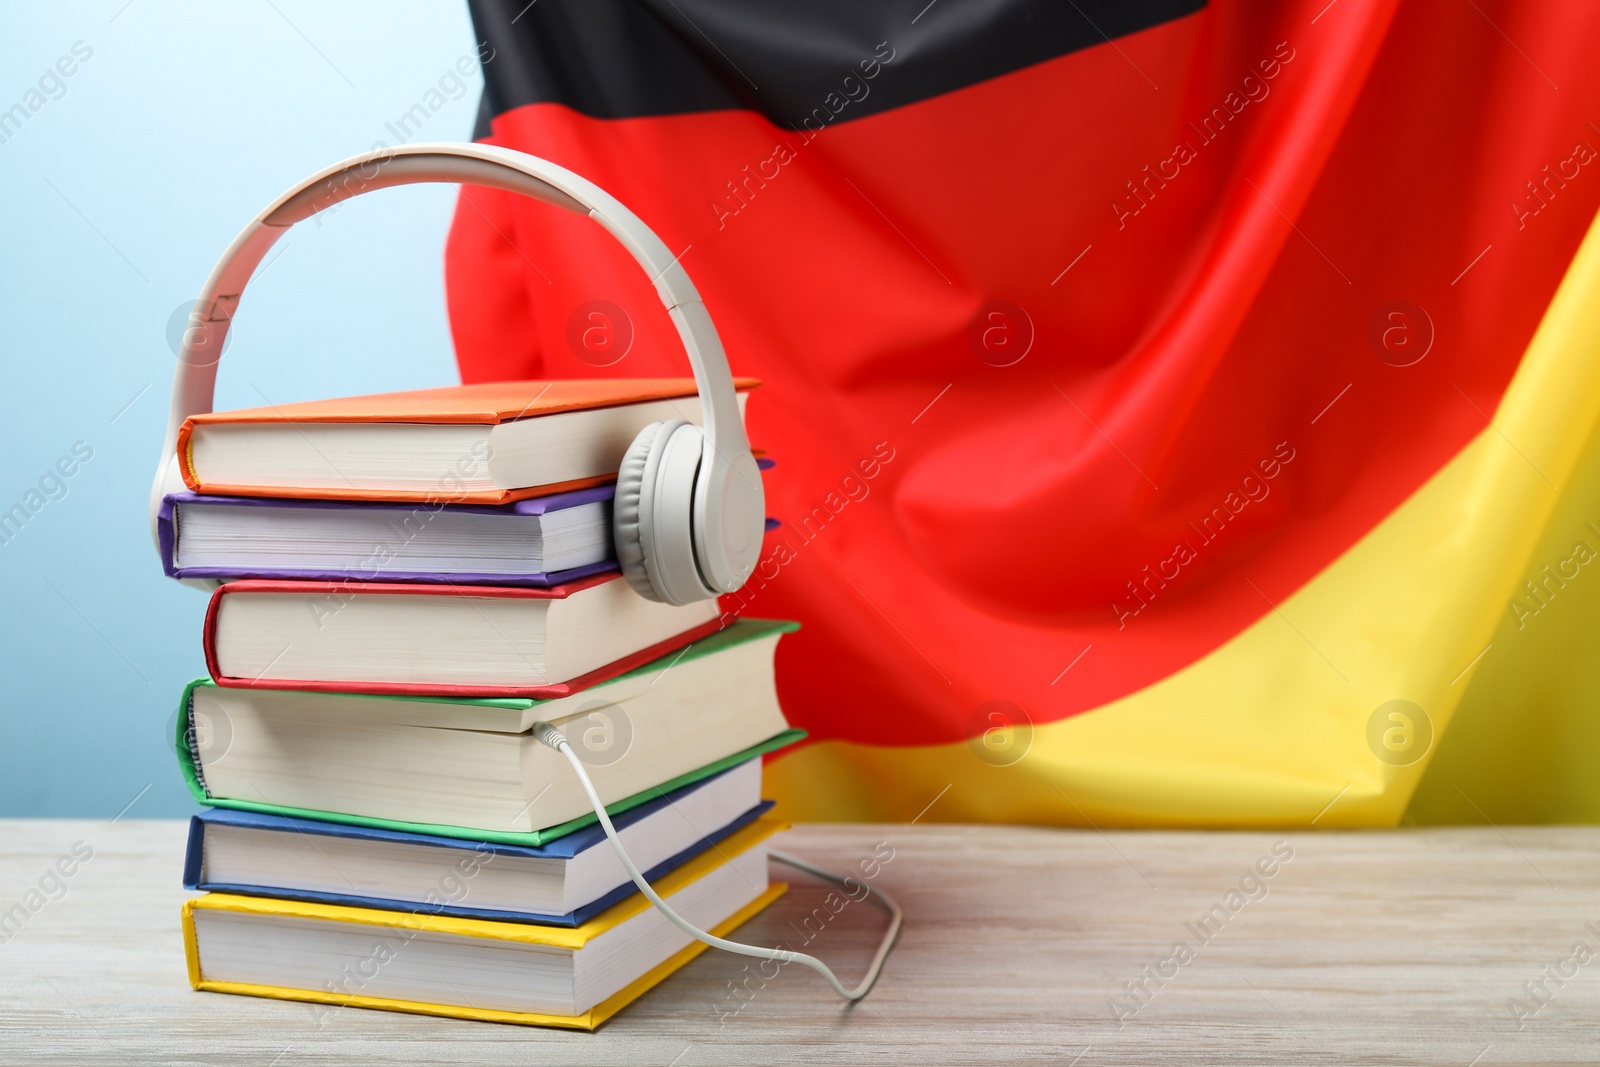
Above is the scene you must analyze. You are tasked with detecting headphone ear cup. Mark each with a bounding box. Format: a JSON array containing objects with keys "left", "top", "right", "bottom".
[
  {"left": 613, "top": 420, "right": 678, "bottom": 602},
  {"left": 647, "top": 422, "right": 719, "bottom": 606}
]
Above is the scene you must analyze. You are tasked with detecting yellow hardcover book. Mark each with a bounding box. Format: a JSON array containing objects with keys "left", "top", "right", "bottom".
[{"left": 181, "top": 818, "right": 787, "bottom": 1030}]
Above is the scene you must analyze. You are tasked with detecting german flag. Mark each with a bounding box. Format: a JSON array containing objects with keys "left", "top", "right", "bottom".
[{"left": 446, "top": 0, "right": 1600, "bottom": 827}]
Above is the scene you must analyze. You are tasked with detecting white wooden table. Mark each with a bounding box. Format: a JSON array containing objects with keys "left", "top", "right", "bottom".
[{"left": 1, "top": 819, "right": 1597, "bottom": 1064}]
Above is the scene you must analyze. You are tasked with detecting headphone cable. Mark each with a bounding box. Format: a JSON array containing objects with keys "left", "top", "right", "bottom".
[{"left": 533, "top": 721, "right": 902, "bottom": 1001}]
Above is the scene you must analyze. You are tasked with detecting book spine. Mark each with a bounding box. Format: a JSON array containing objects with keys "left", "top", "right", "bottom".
[
  {"left": 181, "top": 815, "right": 206, "bottom": 889},
  {"left": 175, "top": 421, "right": 202, "bottom": 492},
  {"left": 156, "top": 496, "right": 181, "bottom": 578},
  {"left": 182, "top": 690, "right": 214, "bottom": 800},
  {"left": 201, "top": 587, "right": 227, "bottom": 684}
]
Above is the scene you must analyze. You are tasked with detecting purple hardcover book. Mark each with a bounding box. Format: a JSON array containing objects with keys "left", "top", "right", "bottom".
[
  {"left": 159, "top": 459, "right": 777, "bottom": 587},
  {"left": 159, "top": 488, "right": 619, "bottom": 587}
]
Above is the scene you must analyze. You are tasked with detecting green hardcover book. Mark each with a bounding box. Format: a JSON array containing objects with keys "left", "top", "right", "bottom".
[{"left": 174, "top": 618, "right": 802, "bottom": 847}]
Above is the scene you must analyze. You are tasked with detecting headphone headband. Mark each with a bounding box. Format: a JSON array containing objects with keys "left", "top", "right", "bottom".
[{"left": 152, "top": 142, "right": 751, "bottom": 548}]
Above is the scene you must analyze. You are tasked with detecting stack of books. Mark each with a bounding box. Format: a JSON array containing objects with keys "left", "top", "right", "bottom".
[{"left": 162, "top": 380, "right": 802, "bottom": 1029}]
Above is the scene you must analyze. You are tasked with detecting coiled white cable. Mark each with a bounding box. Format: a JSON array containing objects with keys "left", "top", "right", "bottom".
[{"left": 533, "top": 722, "right": 902, "bottom": 1001}]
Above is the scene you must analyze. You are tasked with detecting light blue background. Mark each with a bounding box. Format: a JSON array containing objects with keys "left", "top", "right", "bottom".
[{"left": 1, "top": 3, "right": 481, "bottom": 816}]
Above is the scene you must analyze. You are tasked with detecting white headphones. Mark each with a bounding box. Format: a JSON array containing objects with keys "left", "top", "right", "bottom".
[{"left": 151, "top": 142, "right": 766, "bottom": 605}]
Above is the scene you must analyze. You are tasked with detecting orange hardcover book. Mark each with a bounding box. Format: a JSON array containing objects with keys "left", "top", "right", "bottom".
[{"left": 178, "top": 378, "right": 757, "bottom": 504}]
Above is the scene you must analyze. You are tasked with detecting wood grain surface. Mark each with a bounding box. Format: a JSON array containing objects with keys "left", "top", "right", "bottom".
[{"left": 1, "top": 819, "right": 1598, "bottom": 1065}]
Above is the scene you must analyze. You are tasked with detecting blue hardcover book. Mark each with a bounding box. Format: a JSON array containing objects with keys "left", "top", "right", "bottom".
[{"left": 183, "top": 760, "right": 772, "bottom": 927}]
